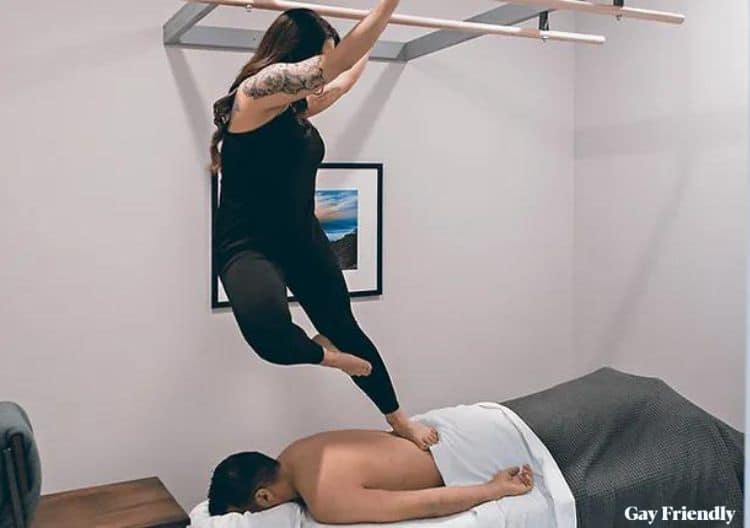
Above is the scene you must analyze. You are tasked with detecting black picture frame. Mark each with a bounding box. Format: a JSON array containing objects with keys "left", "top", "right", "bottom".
[{"left": 211, "top": 162, "right": 383, "bottom": 309}]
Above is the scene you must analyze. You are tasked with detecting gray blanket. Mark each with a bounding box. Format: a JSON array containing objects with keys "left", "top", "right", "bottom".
[{"left": 501, "top": 367, "right": 743, "bottom": 527}]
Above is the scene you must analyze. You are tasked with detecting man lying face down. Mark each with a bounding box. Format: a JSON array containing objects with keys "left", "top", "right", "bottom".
[{"left": 208, "top": 427, "right": 533, "bottom": 524}]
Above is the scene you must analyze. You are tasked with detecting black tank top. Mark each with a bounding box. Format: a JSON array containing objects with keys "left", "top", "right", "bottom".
[{"left": 213, "top": 105, "right": 325, "bottom": 273}]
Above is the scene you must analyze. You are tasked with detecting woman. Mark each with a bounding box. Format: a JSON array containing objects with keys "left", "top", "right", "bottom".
[{"left": 209, "top": 0, "right": 438, "bottom": 450}]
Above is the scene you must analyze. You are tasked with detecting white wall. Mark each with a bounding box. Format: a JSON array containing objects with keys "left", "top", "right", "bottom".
[
  {"left": 574, "top": 0, "right": 748, "bottom": 429},
  {"left": 746, "top": 0, "right": 750, "bottom": 516},
  {"left": 1, "top": 2, "right": 576, "bottom": 508}
]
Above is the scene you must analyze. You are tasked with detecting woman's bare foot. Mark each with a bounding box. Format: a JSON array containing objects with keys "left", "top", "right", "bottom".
[
  {"left": 314, "top": 334, "right": 372, "bottom": 377},
  {"left": 386, "top": 410, "right": 439, "bottom": 451}
]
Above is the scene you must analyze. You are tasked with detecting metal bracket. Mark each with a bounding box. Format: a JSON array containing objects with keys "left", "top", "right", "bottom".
[
  {"left": 539, "top": 11, "right": 550, "bottom": 31},
  {"left": 614, "top": 0, "right": 624, "bottom": 20},
  {"left": 163, "top": 3, "right": 217, "bottom": 44},
  {"left": 538, "top": 11, "right": 550, "bottom": 43}
]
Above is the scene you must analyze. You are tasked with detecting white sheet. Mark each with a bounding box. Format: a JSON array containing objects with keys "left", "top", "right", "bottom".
[
  {"left": 405, "top": 402, "right": 576, "bottom": 528},
  {"left": 189, "top": 501, "right": 302, "bottom": 528},
  {"left": 189, "top": 402, "right": 576, "bottom": 528}
]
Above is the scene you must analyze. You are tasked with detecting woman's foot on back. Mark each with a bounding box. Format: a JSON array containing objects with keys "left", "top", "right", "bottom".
[{"left": 387, "top": 410, "right": 439, "bottom": 451}]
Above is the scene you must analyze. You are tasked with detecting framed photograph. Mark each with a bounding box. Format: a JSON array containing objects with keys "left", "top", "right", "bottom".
[{"left": 211, "top": 163, "right": 383, "bottom": 309}]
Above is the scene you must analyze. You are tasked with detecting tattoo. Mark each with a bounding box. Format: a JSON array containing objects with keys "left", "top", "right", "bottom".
[
  {"left": 243, "top": 56, "right": 326, "bottom": 99},
  {"left": 310, "top": 86, "right": 343, "bottom": 107}
]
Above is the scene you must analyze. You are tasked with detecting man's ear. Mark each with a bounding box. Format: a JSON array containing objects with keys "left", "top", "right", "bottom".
[{"left": 254, "top": 487, "right": 275, "bottom": 509}]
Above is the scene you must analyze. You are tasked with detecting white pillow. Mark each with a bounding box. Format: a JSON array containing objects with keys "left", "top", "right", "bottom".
[{"left": 189, "top": 500, "right": 304, "bottom": 528}]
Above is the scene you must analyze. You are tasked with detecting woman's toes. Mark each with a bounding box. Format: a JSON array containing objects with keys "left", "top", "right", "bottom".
[
  {"left": 323, "top": 348, "right": 373, "bottom": 377},
  {"left": 418, "top": 429, "right": 438, "bottom": 449},
  {"left": 350, "top": 356, "right": 373, "bottom": 377},
  {"left": 360, "top": 359, "right": 373, "bottom": 375},
  {"left": 390, "top": 419, "right": 439, "bottom": 450},
  {"left": 425, "top": 428, "right": 438, "bottom": 445}
]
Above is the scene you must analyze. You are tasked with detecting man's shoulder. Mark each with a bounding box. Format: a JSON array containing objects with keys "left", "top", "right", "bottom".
[{"left": 286, "top": 429, "right": 387, "bottom": 472}]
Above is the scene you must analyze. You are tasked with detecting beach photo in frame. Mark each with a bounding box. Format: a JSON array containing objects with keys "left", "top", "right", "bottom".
[{"left": 211, "top": 163, "right": 383, "bottom": 309}]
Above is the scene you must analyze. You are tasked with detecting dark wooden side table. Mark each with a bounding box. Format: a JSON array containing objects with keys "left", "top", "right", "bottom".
[{"left": 30, "top": 476, "right": 190, "bottom": 528}]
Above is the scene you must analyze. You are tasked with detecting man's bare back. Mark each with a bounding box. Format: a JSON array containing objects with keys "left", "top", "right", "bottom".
[
  {"left": 281, "top": 429, "right": 444, "bottom": 496},
  {"left": 271, "top": 429, "right": 533, "bottom": 524}
]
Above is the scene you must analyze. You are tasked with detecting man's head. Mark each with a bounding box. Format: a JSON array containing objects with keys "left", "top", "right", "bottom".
[{"left": 208, "top": 452, "right": 295, "bottom": 516}]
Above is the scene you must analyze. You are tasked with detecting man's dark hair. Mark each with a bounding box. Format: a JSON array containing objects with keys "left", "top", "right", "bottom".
[{"left": 208, "top": 451, "right": 281, "bottom": 516}]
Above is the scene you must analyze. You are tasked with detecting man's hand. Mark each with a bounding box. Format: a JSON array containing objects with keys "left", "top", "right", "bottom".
[{"left": 487, "top": 464, "right": 534, "bottom": 498}]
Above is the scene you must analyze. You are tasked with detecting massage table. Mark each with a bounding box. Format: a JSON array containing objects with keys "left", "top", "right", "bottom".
[{"left": 189, "top": 367, "right": 744, "bottom": 528}]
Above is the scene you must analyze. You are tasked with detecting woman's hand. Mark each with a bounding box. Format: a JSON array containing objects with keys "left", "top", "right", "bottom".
[{"left": 319, "top": 0, "right": 399, "bottom": 80}]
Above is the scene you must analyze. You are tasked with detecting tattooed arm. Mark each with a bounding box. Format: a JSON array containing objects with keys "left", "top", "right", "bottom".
[
  {"left": 302, "top": 51, "right": 371, "bottom": 118},
  {"left": 240, "top": 0, "right": 398, "bottom": 110},
  {"left": 241, "top": 55, "right": 328, "bottom": 106}
]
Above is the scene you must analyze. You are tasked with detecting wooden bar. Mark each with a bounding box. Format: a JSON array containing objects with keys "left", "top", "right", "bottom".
[
  {"left": 502, "top": 0, "right": 685, "bottom": 25},
  {"left": 187, "top": 0, "right": 607, "bottom": 45}
]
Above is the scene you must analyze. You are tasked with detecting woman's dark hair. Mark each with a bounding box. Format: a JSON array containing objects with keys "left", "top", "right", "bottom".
[
  {"left": 208, "top": 451, "right": 281, "bottom": 515},
  {"left": 208, "top": 9, "right": 340, "bottom": 178}
]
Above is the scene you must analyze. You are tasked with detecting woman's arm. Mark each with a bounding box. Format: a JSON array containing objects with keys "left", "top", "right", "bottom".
[
  {"left": 302, "top": 51, "right": 371, "bottom": 118},
  {"left": 242, "top": 0, "right": 397, "bottom": 110}
]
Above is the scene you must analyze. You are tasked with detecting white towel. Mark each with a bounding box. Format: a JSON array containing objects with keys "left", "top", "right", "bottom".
[
  {"left": 411, "top": 402, "right": 576, "bottom": 528},
  {"left": 188, "top": 500, "right": 303, "bottom": 528}
]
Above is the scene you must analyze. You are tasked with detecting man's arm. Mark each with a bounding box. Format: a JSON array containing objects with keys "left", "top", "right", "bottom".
[{"left": 308, "top": 466, "right": 533, "bottom": 525}]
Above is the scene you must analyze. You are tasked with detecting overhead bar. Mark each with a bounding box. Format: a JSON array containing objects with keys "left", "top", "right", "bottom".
[
  {"left": 501, "top": 0, "right": 685, "bottom": 25},
  {"left": 402, "top": 4, "right": 546, "bottom": 62},
  {"left": 166, "top": 26, "right": 407, "bottom": 61},
  {"left": 186, "top": 0, "right": 607, "bottom": 45}
]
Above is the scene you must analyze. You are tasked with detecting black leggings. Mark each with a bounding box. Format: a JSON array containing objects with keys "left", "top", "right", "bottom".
[{"left": 219, "top": 221, "right": 400, "bottom": 415}]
